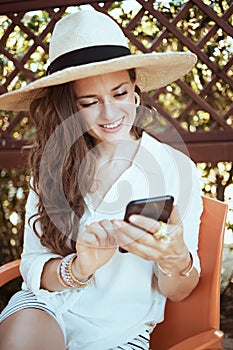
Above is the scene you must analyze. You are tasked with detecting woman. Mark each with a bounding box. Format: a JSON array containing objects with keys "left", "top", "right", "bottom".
[{"left": 0, "top": 10, "right": 203, "bottom": 350}]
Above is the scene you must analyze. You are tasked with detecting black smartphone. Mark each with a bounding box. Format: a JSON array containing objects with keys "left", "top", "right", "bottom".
[{"left": 119, "top": 195, "right": 174, "bottom": 253}]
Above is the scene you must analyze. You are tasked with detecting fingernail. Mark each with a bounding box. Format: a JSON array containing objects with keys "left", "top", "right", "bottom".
[
  {"left": 113, "top": 220, "right": 123, "bottom": 228},
  {"left": 129, "top": 215, "right": 138, "bottom": 223}
]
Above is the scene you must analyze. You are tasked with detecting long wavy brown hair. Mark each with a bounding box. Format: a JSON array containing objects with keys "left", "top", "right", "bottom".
[{"left": 28, "top": 69, "right": 143, "bottom": 256}]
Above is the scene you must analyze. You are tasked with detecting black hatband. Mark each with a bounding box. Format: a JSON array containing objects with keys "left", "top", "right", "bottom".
[{"left": 47, "top": 45, "right": 131, "bottom": 75}]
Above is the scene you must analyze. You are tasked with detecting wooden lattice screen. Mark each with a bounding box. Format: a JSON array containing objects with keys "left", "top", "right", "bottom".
[{"left": 0, "top": 0, "right": 232, "bottom": 168}]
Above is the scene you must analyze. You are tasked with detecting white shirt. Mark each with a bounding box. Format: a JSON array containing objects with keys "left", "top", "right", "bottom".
[{"left": 20, "top": 132, "right": 203, "bottom": 350}]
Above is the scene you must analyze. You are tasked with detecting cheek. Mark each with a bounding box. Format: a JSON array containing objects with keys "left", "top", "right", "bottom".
[
  {"left": 126, "top": 101, "right": 137, "bottom": 121},
  {"left": 78, "top": 109, "right": 99, "bottom": 130},
  {"left": 118, "top": 92, "right": 136, "bottom": 115}
]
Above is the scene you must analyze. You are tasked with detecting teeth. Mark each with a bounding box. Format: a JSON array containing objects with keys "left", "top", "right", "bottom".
[{"left": 102, "top": 118, "right": 123, "bottom": 129}]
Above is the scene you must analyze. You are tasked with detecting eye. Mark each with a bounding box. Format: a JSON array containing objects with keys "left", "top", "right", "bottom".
[
  {"left": 78, "top": 99, "right": 99, "bottom": 108},
  {"left": 114, "top": 90, "right": 128, "bottom": 98}
]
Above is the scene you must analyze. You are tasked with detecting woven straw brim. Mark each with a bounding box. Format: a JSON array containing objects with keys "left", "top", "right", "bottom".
[{"left": 0, "top": 52, "right": 196, "bottom": 111}]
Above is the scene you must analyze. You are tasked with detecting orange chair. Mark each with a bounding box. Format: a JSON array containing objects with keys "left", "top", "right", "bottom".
[
  {"left": 0, "top": 258, "right": 21, "bottom": 287},
  {"left": 151, "top": 196, "right": 228, "bottom": 349},
  {"left": 0, "top": 197, "right": 228, "bottom": 349}
]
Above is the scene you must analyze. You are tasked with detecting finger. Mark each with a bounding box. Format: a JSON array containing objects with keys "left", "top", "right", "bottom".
[
  {"left": 114, "top": 222, "right": 166, "bottom": 260},
  {"left": 87, "top": 222, "right": 108, "bottom": 246},
  {"left": 88, "top": 220, "right": 117, "bottom": 248},
  {"left": 121, "top": 239, "right": 160, "bottom": 260},
  {"left": 127, "top": 215, "right": 160, "bottom": 234},
  {"left": 127, "top": 214, "right": 182, "bottom": 245},
  {"left": 113, "top": 219, "right": 154, "bottom": 247},
  {"left": 77, "top": 231, "right": 99, "bottom": 248},
  {"left": 99, "top": 220, "right": 118, "bottom": 247},
  {"left": 125, "top": 215, "right": 178, "bottom": 247},
  {"left": 153, "top": 221, "right": 170, "bottom": 241}
]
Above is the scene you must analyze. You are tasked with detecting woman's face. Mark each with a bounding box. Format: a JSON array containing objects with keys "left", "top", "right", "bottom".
[{"left": 73, "top": 70, "right": 136, "bottom": 144}]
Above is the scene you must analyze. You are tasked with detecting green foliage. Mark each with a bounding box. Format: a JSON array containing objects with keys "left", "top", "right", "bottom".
[
  {"left": 109, "top": 1, "right": 232, "bottom": 131},
  {"left": 0, "top": 170, "right": 29, "bottom": 264},
  {"left": 0, "top": 10, "right": 50, "bottom": 90},
  {"left": 0, "top": 110, "right": 35, "bottom": 140},
  {"left": 197, "top": 162, "right": 233, "bottom": 200}
]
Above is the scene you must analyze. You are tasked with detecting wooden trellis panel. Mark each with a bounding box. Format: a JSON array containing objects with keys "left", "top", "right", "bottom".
[{"left": 0, "top": 0, "right": 232, "bottom": 168}]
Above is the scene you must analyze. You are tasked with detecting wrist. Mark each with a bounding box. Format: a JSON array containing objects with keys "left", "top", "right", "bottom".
[
  {"left": 72, "top": 255, "right": 92, "bottom": 282},
  {"left": 158, "top": 252, "right": 194, "bottom": 278},
  {"left": 57, "top": 253, "right": 94, "bottom": 289}
]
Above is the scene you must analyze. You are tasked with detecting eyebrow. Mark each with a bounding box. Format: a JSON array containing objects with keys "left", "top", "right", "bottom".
[
  {"left": 76, "top": 82, "right": 130, "bottom": 99},
  {"left": 112, "top": 82, "right": 130, "bottom": 91}
]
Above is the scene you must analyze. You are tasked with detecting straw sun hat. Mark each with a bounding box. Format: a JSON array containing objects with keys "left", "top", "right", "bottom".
[{"left": 0, "top": 10, "right": 197, "bottom": 111}]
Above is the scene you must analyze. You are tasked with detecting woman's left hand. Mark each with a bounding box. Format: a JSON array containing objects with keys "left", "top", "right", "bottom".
[
  {"left": 113, "top": 206, "right": 190, "bottom": 275},
  {"left": 113, "top": 206, "right": 200, "bottom": 301}
]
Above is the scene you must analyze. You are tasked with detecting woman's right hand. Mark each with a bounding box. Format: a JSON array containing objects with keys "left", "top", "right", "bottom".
[{"left": 73, "top": 220, "right": 117, "bottom": 280}]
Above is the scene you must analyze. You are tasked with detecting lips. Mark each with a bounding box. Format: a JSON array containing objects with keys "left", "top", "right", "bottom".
[{"left": 100, "top": 117, "right": 124, "bottom": 130}]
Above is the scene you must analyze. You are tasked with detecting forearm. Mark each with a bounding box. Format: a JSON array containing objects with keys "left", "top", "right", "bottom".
[
  {"left": 157, "top": 252, "right": 199, "bottom": 301},
  {"left": 158, "top": 266, "right": 199, "bottom": 301},
  {"left": 41, "top": 256, "right": 92, "bottom": 292},
  {"left": 41, "top": 258, "right": 64, "bottom": 292}
]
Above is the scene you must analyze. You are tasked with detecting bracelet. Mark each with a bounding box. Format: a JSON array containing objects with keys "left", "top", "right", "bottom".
[
  {"left": 57, "top": 259, "right": 73, "bottom": 289},
  {"left": 67, "top": 254, "right": 94, "bottom": 287},
  {"left": 58, "top": 253, "right": 94, "bottom": 289},
  {"left": 157, "top": 252, "right": 194, "bottom": 278}
]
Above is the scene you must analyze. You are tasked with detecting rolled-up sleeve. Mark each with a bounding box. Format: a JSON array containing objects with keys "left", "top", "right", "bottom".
[
  {"left": 20, "top": 186, "right": 61, "bottom": 294},
  {"left": 181, "top": 161, "right": 203, "bottom": 274},
  {"left": 152, "top": 142, "right": 203, "bottom": 276}
]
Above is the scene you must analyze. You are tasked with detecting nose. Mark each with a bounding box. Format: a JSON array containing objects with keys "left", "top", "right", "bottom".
[{"left": 101, "top": 100, "right": 119, "bottom": 122}]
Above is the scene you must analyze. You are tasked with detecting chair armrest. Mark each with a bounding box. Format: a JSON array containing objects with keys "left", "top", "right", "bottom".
[
  {"left": 0, "top": 259, "right": 21, "bottom": 287},
  {"left": 168, "top": 329, "right": 224, "bottom": 350}
]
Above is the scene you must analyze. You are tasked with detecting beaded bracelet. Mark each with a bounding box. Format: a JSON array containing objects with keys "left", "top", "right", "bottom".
[
  {"left": 57, "top": 259, "right": 72, "bottom": 289},
  {"left": 157, "top": 252, "right": 194, "bottom": 278},
  {"left": 58, "top": 253, "right": 94, "bottom": 289},
  {"left": 66, "top": 254, "right": 94, "bottom": 287}
]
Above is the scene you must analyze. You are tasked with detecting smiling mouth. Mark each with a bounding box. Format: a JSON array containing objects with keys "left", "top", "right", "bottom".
[{"left": 100, "top": 117, "right": 124, "bottom": 129}]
